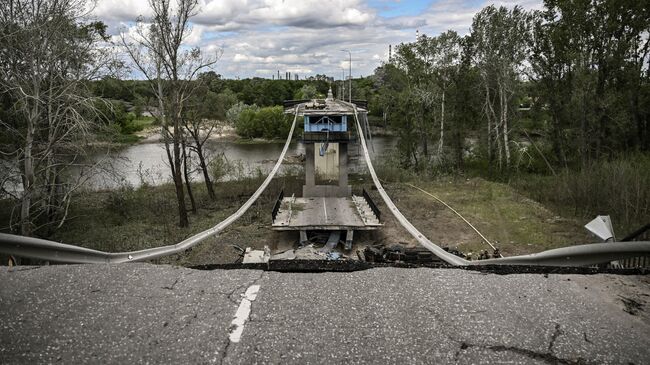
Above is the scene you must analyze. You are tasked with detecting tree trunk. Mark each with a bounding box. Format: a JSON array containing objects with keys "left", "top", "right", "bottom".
[
  {"left": 501, "top": 84, "right": 510, "bottom": 167},
  {"left": 20, "top": 115, "right": 35, "bottom": 236},
  {"left": 438, "top": 89, "right": 445, "bottom": 156},
  {"left": 196, "top": 145, "right": 216, "bottom": 200},
  {"left": 484, "top": 82, "right": 493, "bottom": 165},
  {"left": 172, "top": 112, "right": 189, "bottom": 227},
  {"left": 550, "top": 107, "right": 567, "bottom": 168},
  {"left": 182, "top": 140, "right": 197, "bottom": 214},
  {"left": 421, "top": 104, "right": 428, "bottom": 158}
]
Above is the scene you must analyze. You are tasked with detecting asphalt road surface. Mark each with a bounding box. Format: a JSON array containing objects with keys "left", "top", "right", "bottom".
[{"left": 1, "top": 264, "right": 649, "bottom": 364}]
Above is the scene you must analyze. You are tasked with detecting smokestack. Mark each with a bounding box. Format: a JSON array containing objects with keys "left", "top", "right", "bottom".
[{"left": 277, "top": 70, "right": 280, "bottom": 79}]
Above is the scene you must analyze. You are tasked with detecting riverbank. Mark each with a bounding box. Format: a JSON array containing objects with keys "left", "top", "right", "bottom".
[
  {"left": 134, "top": 123, "right": 240, "bottom": 144},
  {"left": 2, "top": 172, "right": 592, "bottom": 266}
]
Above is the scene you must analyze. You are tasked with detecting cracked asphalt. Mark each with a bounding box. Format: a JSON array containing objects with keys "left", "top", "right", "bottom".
[{"left": 1, "top": 264, "right": 649, "bottom": 364}]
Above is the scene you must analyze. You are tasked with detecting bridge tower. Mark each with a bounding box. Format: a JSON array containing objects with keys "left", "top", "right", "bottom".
[{"left": 272, "top": 89, "right": 381, "bottom": 250}]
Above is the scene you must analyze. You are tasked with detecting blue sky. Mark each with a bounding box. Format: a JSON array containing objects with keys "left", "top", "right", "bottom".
[
  {"left": 369, "top": 0, "right": 432, "bottom": 17},
  {"left": 94, "top": 0, "right": 542, "bottom": 79}
]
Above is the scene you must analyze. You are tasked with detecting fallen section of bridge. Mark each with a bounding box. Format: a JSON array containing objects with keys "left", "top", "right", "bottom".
[{"left": 0, "top": 99, "right": 649, "bottom": 268}]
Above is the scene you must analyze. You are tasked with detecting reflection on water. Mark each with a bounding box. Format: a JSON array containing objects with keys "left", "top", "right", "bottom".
[{"left": 87, "top": 137, "right": 397, "bottom": 190}]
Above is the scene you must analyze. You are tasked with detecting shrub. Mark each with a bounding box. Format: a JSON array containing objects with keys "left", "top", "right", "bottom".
[
  {"left": 510, "top": 153, "right": 650, "bottom": 235},
  {"left": 234, "top": 105, "right": 291, "bottom": 139},
  {"left": 104, "top": 182, "right": 136, "bottom": 220},
  {"left": 209, "top": 153, "right": 233, "bottom": 183}
]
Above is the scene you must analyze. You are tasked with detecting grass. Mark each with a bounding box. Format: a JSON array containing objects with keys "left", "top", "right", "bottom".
[
  {"left": 111, "top": 133, "right": 142, "bottom": 144},
  {"left": 131, "top": 116, "right": 156, "bottom": 130},
  {"left": 374, "top": 176, "right": 588, "bottom": 257},
  {"left": 508, "top": 154, "right": 650, "bottom": 237},
  {"left": 44, "top": 173, "right": 304, "bottom": 266},
  {"left": 373, "top": 150, "right": 649, "bottom": 254}
]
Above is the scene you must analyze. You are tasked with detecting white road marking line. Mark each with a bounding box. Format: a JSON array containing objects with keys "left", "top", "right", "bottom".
[
  {"left": 228, "top": 284, "right": 261, "bottom": 343},
  {"left": 323, "top": 197, "right": 328, "bottom": 222}
]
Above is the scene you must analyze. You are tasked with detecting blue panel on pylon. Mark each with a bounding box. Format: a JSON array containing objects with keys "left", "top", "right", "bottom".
[{"left": 304, "top": 115, "right": 347, "bottom": 132}]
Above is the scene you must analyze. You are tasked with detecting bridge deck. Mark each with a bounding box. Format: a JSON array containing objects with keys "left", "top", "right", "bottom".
[{"left": 272, "top": 196, "right": 381, "bottom": 230}]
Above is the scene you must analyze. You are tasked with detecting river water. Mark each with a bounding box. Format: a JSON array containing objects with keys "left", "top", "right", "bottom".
[{"left": 89, "top": 136, "right": 397, "bottom": 190}]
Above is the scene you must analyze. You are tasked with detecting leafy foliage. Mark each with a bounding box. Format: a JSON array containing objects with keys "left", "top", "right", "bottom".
[{"left": 234, "top": 106, "right": 291, "bottom": 139}]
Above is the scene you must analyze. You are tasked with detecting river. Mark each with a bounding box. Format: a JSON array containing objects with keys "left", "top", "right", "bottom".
[{"left": 88, "top": 136, "right": 397, "bottom": 190}]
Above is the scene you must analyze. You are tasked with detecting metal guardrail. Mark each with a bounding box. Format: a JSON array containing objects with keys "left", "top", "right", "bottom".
[
  {"left": 271, "top": 190, "right": 284, "bottom": 222},
  {"left": 362, "top": 189, "right": 381, "bottom": 221},
  {"left": 475, "top": 241, "right": 650, "bottom": 267},
  {"left": 617, "top": 256, "right": 650, "bottom": 269},
  {"left": 0, "top": 106, "right": 301, "bottom": 264}
]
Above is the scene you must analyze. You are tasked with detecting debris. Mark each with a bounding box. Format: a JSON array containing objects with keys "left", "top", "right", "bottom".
[
  {"left": 242, "top": 246, "right": 271, "bottom": 264},
  {"left": 270, "top": 250, "right": 296, "bottom": 261},
  {"left": 320, "top": 231, "right": 341, "bottom": 253},
  {"left": 294, "top": 244, "right": 324, "bottom": 260},
  {"left": 619, "top": 296, "right": 644, "bottom": 315},
  {"left": 326, "top": 252, "right": 342, "bottom": 260},
  {"left": 362, "top": 243, "right": 458, "bottom": 264}
]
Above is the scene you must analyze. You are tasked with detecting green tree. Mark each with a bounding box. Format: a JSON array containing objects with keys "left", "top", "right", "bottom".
[
  {"left": 294, "top": 84, "right": 318, "bottom": 99},
  {"left": 0, "top": 0, "right": 112, "bottom": 236},
  {"left": 471, "top": 5, "right": 534, "bottom": 170}
]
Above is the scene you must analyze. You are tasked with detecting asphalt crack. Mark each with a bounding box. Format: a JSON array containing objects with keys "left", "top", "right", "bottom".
[
  {"left": 162, "top": 277, "right": 180, "bottom": 290},
  {"left": 483, "top": 343, "right": 592, "bottom": 365},
  {"left": 427, "top": 309, "right": 589, "bottom": 365},
  {"left": 618, "top": 295, "right": 644, "bottom": 315},
  {"left": 226, "top": 271, "right": 265, "bottom": 304},
  {"left": 548, "top": 323, "right": 562, "bottom": 353},
  {"left": 7, "top": 266, "right": 42, "bottom": 273}
]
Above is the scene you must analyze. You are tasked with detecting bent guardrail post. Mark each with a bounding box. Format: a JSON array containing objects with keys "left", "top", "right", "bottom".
[{"left": 471, "top": 241, "right": 650, "bottom": 267}]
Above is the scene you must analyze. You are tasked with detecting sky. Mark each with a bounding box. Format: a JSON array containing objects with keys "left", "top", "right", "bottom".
[{"left": 92, "top": 0, "right": 543, "bottom": 80}]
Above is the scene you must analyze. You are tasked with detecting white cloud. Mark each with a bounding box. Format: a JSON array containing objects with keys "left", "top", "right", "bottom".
[{"left": 93, "top": 0, "right": 543, "bottom": 79}]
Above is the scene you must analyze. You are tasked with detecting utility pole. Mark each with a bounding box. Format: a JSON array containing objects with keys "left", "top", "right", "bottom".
[
  {"left": 341, "top": 49, "right": 351, "bottom": 102},
  {"left": 340, "top": 68, "right": 345, "bottom": 100}
]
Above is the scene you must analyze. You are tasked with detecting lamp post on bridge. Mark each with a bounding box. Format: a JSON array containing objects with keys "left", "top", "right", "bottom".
[{"left": 341, "top": 49, "right": 351, "bottom": 102}]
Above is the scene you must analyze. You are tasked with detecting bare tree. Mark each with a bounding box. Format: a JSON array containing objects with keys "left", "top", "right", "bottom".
[
  {"left": 0, "top": 0, "right": 113, "bottom": 236},
  {"left": 471, "top": 5, "right": 533, "bottom": 170},
  {"left": 182, "top": 101, "right": 218, "bottom": 200},
  {"left": 120, "top": 0, "right": 218, "bottom": 227}
]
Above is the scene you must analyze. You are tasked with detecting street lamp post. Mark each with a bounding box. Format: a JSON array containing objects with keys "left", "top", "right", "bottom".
[
  {"left": 341, "top": 49, "right": 351, "bottom": 102},
  {"left": 341, "top": 68, "right": 345, "bottom": 100}
]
